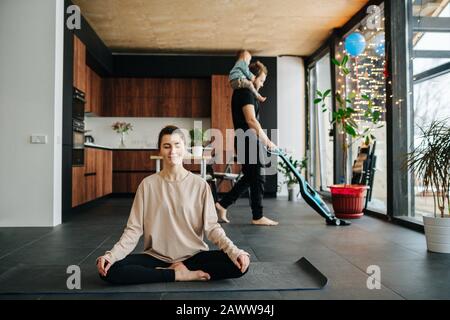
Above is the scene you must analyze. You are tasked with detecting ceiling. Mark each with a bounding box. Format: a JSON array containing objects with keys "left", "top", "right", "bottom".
[{"left": 73, "top": 0, "right": 369, "bottom": 56}]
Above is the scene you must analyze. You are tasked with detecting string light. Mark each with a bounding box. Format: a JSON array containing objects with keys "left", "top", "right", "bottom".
[{"left": 336, "top": 25, "right": 387, "bottom": 119}]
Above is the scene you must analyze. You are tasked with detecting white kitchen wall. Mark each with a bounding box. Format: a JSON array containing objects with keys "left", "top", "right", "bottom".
[
  {"left": 0, "top": 0, "right": 63, "bottom": 226},
  {"left": 85, "top": 117, "right": 211, "bottom": 148},
  {"left": 276, "top": 56, "right": 306, "bottom": 197}
]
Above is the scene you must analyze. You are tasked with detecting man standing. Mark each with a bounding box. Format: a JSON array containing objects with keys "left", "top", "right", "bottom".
[{"left": 215, "top": 61, "right": 278, "bottom": 226}]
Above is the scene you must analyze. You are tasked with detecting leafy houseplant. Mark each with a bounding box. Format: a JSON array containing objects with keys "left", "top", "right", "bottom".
[
  {"left": 189, "top": 128, "right": 207, "bottom": 157},
  {"left": 314, "top": 54, "right": 384, "bottom": 218},
  {"left": 112, "top": 121, "right": 133, "bottom": 148},
  {"left": 405, "top": 118, "right": 450, "bottom": 253},
  {"left": 278, "top": 155, "right": 307, "bottom": 201}
]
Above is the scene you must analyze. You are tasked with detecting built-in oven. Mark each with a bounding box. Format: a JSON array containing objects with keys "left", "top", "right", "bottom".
[
  {"left": 72, "top": 87, "right": 86, "bottom": 166},
  {"left": 73, "top": 87, "right": 85, "bottom": 120},
  {"left": 72, "top": 118, "right": 85, "bottom": 166}
]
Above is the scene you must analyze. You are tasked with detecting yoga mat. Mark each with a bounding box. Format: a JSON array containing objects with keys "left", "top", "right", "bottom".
[{"left": 0, "top": 257, "right": 327, "bottom": 295}]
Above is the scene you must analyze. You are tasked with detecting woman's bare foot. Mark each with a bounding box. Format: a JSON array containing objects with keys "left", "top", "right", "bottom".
[
  {"left": 252, "top": 216, "right": 279, "bottom": 226},
  {"left": 169, "top": 262, "right": 211, "bottom": 281},
  {"left": 215, "top": 202, "right": 230, "bottom": 223}
]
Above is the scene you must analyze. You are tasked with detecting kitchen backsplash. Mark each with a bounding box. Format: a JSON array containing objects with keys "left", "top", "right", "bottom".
[{"left": 84, "top": 117, "right": 211, "bottom": 149}]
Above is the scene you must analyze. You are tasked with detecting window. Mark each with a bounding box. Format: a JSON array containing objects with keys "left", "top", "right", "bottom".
[
  {"left": 409, "top": 0, "right": 450, "bottom": 221},
  {"left": 307, "top": 53, "right": 333, "bottom": 192},
  {"left": 335, "top": 3, "right": 388, "bottom": 213}
]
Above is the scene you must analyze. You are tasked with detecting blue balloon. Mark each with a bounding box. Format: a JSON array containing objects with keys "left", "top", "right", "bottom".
[
  {"left": 375, "top": 42, "right": 385, "bottom": 56},
  {"left": 345, "top": 32, "right": 366, "bottom": 56},
  {"left": 373, "top": 32, "right": 385, "bottom": 56}
]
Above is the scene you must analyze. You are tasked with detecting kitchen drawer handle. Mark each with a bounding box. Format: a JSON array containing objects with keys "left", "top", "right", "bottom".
[{"left": 84, "top": 172, "right": 97, "bottom": 177}]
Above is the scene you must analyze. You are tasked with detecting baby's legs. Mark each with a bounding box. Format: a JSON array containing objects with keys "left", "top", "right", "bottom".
[{"left": 231, "top": 78, "right": 266, "bottom": 102}]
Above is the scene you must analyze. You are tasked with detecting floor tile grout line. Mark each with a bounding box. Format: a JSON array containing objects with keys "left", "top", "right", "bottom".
[
  {"left": 241, "top": 233, "right": 261, "bottom": 262},
  {"left": 345, "top": 221, "right": 449, "bottom": 268},
  {"left": 314, "top": 235, "right": 408, "bottom": 300},
  {"left": 77, "top": 236, "right": 112, "bottom": 266},
  {"left": 324, "top": 223, "right": 426, "bottom": 259},
  {"left": 0, "top": 231, "right": 55, "bottom": 261},
  {"left": 352, "top": 221, "right": 430, "bottom": 256}
]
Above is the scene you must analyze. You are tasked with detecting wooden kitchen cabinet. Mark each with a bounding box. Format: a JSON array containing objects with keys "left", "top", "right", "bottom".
[
  {"left": 112, "top": 150, "right": 159, "bottom": 193},
  {"left": 113, "top": 172, "right": 152, "bottom": 194},
  {"left": 84, "top": 147, "right": 97, "bottom": 202},
  {"left": 95, "top": 149, "right": 104, "bottom": 198},
  {"left": 88, "top": 148, "right": 112, "bottom": 199},
  {"left": 72, "top": 166, "right": 85, "bottom": 208},
  {"left": 84, "top": 174, "right": 97, "bottom": 203},
  {"left": 113, "top": 150, "right": 157, "bottom": 171},
  {"left": 85, "top": 66, "right": 103, "bottom": 115},
  {"left": 72, "top": 147, "right": 112, "bottom": 207},
  {"left": 84, "top": 66, "right": 92, "bottom": 112},
  {"left": 102, "top": 78, "right": 210, "bottom": 117},
  {"left": 95, "top": 148, "right": 112, "bottom": 198},
  {"left": 211, "top": 75, "right": 240, "bottom": 193},
  {"left": 85, "top": 147, "right": 96, "bottom": 174},
  {"left": 90, "top": 69, "right": 103, "bottom": 115},
  {"left": 102, "top": 150, "right": 113, "bottom": 195},
  {"left": 73, "top": 35, "right": 86, "bottom": 92},
  {"left": 191, "top": 79, "right": 211, "bottom": 117}
]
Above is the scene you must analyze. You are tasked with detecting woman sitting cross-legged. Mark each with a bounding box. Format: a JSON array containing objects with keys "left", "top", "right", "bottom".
[{"left": 96, "top": 125, "right": 250, "bottom": 284}]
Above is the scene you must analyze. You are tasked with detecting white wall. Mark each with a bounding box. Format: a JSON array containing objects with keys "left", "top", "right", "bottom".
[
  {"left": 0, "top": 0, "right": 64, "bottom": 226},
  {"left": 276, "top": 56, "right": 306, "bottom": 196},
  {"left": 85, "top": 117, "right": 211, "bottom": 148}
]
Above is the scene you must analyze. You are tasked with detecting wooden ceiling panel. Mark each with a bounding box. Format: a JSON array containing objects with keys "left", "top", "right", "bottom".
[{"left": 73, "top": 0, "right": 369, "bottom": 56}]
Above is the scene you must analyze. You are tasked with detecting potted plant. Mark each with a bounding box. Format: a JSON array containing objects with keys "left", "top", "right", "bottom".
[
  {"left": 405, "top": 118, "right": 450, "bottom": 253},
  {"left": 314, "top": 54, "right": 384, "bottom": 218},
  {"left": 112, "top": 121, "right": 133, "bottom": 148},
  {"left": 189, "top": 128, "right": 207, "bottom": 157},
  {"left": 278, "top": 155, "right": 307, "bottom": 201}
]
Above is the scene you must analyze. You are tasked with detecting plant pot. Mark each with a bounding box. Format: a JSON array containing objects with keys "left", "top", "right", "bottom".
[
  {"left": 192, "top": 146, "right": 203, "bottom": 157},
  {"left": 329, "top": 184, "right": 369, "bottom": 219},
  {"left": 423, "top": 216, "right": 450, "bottom": 254},
  {"left": 287, "top": 185, "right": 296, "bottom": 201}
]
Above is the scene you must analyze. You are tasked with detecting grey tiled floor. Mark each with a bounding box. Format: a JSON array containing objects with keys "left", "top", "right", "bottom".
[{"left": 1, "top": 196, "right": 449, "bottom": 300}]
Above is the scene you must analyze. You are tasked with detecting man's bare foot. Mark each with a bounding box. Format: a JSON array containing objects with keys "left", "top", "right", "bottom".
[
  {"left": 215, "top": 202, "right": 230, "bottom": 223},
  {"left": 252, "top": 216, "right": 279, "bottom": 226},
  {"left": 169, "top": 262, "right": 210, "bottom": 281},
  {"left": 257, "top": 96, "right": 267, "bottom": 102}
]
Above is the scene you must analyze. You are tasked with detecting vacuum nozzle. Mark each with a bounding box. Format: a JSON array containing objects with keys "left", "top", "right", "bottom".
[{"left": 326, "top": 218, "right": 351, "bottom": 226}]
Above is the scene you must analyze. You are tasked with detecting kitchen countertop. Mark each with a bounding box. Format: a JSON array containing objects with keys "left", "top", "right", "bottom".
[
  {"left": 84, "top": 143, "right": 158, "bottom": 150},
  {"left": 84, "top": 143, "right": 213, "bottom": 152}
]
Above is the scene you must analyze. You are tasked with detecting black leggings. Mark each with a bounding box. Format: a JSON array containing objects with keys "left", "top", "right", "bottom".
[{"left": 100, "top": 250, "right": 248, "bottom": 285}]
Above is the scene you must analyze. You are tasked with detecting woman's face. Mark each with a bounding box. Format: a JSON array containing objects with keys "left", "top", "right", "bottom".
[{"left": 159, "top": 133, "right": 186, "bottom": 167}]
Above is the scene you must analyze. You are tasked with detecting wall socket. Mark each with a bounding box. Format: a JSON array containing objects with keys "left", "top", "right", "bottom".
[{"left": 30, "top": 135, "right": 48, "bottom": 144}]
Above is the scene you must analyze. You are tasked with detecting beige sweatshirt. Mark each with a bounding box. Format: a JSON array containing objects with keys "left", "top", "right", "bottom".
[{"left": 103, "top": 171, "right": 248, "bottom": 265}]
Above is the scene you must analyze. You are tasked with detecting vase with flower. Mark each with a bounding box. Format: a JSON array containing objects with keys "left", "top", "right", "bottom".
[{"left": 112, "top": 121, "right": 133, "bottom": 148}]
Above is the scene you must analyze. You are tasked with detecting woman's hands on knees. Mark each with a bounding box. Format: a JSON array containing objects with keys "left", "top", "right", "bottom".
[
  {"left": 235, "top": 254, "right": 250, "bottom": 273},
  {"left": 96, "top": 256, "right": 112, "bottom": 277}
]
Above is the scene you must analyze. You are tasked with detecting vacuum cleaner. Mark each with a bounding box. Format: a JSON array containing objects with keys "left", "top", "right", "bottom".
[{"left": 268, "top": 148, "right": 350, "bottom": 226}]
